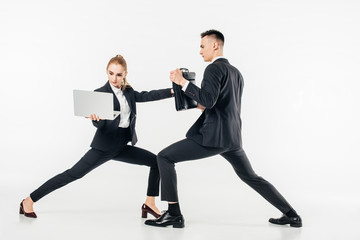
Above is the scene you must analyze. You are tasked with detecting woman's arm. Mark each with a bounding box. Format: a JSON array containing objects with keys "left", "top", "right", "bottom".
[
  {"left": 89, "top": 114, "right": 105, "bottom": 129},
  {"left": 134, "top": 88, "right": 173, "bottom": 102},
  {"left": 91, "top": 120, "right": 105, "bottom": 129}
]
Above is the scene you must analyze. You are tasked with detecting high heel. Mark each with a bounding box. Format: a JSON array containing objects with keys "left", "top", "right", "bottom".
[
  {"left": 19, "top": 200, "right": 37, "bottom": 218},
  {"left": 141, "top": 203, "right": 161, "bottom": 218},
  {"left": 142, "top": 210, "right": 148, "bottom": 218}
]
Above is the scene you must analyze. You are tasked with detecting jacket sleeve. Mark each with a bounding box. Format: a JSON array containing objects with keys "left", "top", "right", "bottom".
[
  {"left": 134, "top": 88, "right": 173, "bottom": 102},
  {"left": 184, "top": 64, "right": 222, "bottom": 109},
  {"left": 92, "top": 119, "right": 105, "bottom": 129}
]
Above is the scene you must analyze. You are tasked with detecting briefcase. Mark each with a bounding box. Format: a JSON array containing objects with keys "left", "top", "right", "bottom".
[{"left": 173, "top": 68, "right": 197, "bottom": 111}]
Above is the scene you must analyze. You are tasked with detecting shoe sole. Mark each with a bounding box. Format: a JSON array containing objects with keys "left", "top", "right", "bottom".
[
  {"left": 269, "top": 220, "right": 302, "bottom": 228},
  {"left": 145, "top": 221, "right": 185, "bottom": 228}
]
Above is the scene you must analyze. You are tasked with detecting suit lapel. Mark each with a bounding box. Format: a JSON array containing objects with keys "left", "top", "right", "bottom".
[
  {"left": 123, "top": 87, "right": 135, "bottom": 113},
  {"left": 105, "top": 81, "right": 120, "bottom": 111}
]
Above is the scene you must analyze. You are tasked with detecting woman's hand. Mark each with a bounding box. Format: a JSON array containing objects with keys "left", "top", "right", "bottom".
[
  {"left": 171, "top": 89, "right": 174, "bottom": 95},
  {"left": 86, "top": 114, "right": 101, "bottom": 121},
  {"left": 197, "top": 103, "right": 206, "bottom": 112}
]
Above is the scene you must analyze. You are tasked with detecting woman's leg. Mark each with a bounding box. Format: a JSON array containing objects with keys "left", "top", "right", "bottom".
[
  {"left": 23, "top": 148, "right": 112, "bottom": 212},
  {"left": 112, "top": 145, "right": 160, "bottom": 214}
]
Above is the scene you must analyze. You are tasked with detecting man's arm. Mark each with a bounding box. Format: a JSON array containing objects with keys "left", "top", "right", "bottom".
[{"left": 170, "top": 65, "right": 222, "bottom": 109}]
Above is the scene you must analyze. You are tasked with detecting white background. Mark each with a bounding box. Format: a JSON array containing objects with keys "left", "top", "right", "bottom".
[{"left": 1, "top": 0, "right": 359, "bottom": 239}]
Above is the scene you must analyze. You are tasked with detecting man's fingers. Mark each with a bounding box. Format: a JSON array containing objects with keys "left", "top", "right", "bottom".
[{"left": 170, "top": 69, "right": 182, "bottom": 75}]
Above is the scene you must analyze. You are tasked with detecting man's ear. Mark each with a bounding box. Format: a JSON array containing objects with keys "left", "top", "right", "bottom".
[{"left": 213, "top": 41, "right": 219, "bottom": 50}]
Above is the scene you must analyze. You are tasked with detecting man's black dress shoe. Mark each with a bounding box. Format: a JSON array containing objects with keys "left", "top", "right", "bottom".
[
  {"left": 144, "top": 211, "right": 185, "bottom": 228},
  {"left": 269, "top": 214, "right": 302, "bottom": 228}
]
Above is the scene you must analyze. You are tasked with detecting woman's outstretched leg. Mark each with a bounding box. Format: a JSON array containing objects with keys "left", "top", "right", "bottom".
[{"left": 22, "top": 148, "right": 113, "bottom": 215}]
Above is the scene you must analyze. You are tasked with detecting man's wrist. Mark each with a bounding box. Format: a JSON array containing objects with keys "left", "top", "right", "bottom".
[
  {"left": 181, "top": 80, "right": 190, "bottom": 92},
  {"left": 180, "top": 78, "right": 188, "bottom": 87}
]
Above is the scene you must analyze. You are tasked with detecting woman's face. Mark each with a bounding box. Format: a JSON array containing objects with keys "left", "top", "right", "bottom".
[{"left": 107, "top": 63, "right": 127, "bottom": 88}]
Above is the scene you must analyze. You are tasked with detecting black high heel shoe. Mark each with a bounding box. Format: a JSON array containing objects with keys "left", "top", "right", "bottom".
[{"left": 19, "top": 200, "right": 37, "bottom": 218}]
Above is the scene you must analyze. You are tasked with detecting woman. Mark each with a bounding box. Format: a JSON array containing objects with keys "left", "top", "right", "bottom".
[{"left": 20, "top": 54, "right": 173, "bottom": 219}]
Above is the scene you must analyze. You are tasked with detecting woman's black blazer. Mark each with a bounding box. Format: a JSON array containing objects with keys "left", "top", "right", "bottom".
[{"left": 90, "top": 81, "right": 172, "bottom": 152}]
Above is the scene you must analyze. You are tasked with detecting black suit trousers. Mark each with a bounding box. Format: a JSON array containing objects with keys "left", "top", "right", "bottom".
[
  {"left": 30, "top": 142, "right": 160, "bottom": 202},
  {"left": 157, "top": 138, "right": 294, "bottom": 214}
]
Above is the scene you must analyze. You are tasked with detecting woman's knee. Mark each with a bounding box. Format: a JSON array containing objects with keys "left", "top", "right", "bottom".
[
  {"left": 64, "top": 169, "right": 85, "bottom": 180},
  {"left": 148, "top": 158, "right": 159, "bottom": 168}
]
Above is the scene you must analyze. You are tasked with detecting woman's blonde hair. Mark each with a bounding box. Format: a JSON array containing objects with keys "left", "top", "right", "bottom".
[{"left": 106, "top": 54, "right": 130, "bottom": 91}]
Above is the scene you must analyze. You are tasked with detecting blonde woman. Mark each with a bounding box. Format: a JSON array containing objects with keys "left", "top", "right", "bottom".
[{"left": 20, "top": 54, "right": 173, "bottom": 219}]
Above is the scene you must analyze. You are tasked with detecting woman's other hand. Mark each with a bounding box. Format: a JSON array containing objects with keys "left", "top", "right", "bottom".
[
  {"left": 88, "top": 114, "right": 101, "bottom": 121},
  {"left": 197, "top": 103, "right": 206, "bottom": 112}
]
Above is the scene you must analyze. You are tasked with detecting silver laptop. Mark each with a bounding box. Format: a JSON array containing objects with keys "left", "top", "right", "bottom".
[{"left": 73, "top": 89, "right": 120, "bottom": 120}]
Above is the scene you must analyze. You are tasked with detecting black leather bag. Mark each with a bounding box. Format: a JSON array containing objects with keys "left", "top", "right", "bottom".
[{"left": 173, "top": 68, "right": 197, "bottom": 111}]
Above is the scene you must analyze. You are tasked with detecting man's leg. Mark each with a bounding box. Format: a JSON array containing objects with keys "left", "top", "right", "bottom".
[
  {"left": 145, "top": 138, "right": 224, "bottom": 228},
  {"left": 221, "top": 148, "right": 302, "bottom": 227},
  {"left": 157, "top": 138, "right": 225, "bottom": 202}
]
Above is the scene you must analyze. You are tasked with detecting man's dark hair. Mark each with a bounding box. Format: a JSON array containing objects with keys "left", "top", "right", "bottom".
[{"left": 200, "top": 29, "right": 225, "bottom": 45}]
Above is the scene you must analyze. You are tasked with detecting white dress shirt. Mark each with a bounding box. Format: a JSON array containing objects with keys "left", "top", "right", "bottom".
[
  {"left": 182, "top": 56, "right": 225, "bottom": 92},
  {"left": 110, "top": 84, "right": 131, "bottom": 128}
]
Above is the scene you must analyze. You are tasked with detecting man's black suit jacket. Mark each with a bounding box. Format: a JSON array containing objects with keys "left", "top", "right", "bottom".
[
  {"left": 90, "top": 81, "right": 172, "bottom": 152},
  {"left": 184, "top": 58, "right": 244, "bottom": 148}
]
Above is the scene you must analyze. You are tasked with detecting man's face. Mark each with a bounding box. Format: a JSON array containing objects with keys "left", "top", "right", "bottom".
[{"left": 200, "top": 36, "right": 215, "bottom": 62}]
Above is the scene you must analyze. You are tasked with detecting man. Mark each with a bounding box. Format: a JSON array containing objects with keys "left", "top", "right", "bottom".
[{"left": 145, "top": 30, "right": 302, "bottom": 228}]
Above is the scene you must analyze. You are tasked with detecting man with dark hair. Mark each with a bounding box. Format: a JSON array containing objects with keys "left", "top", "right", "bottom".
[
  {"left": 200, "top": 29, "right": 225, "bottom": 45},
  {"left": 145, "top": 29, "right": 302, "bottom": 228}
]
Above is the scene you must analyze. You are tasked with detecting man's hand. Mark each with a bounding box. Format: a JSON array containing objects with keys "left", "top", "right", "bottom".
[
  {"left": 170, "top": 69, "right": 187, "bottom": 87},
  {"left": 197, "top": 103, "right": 206, "bottom": 112}
]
